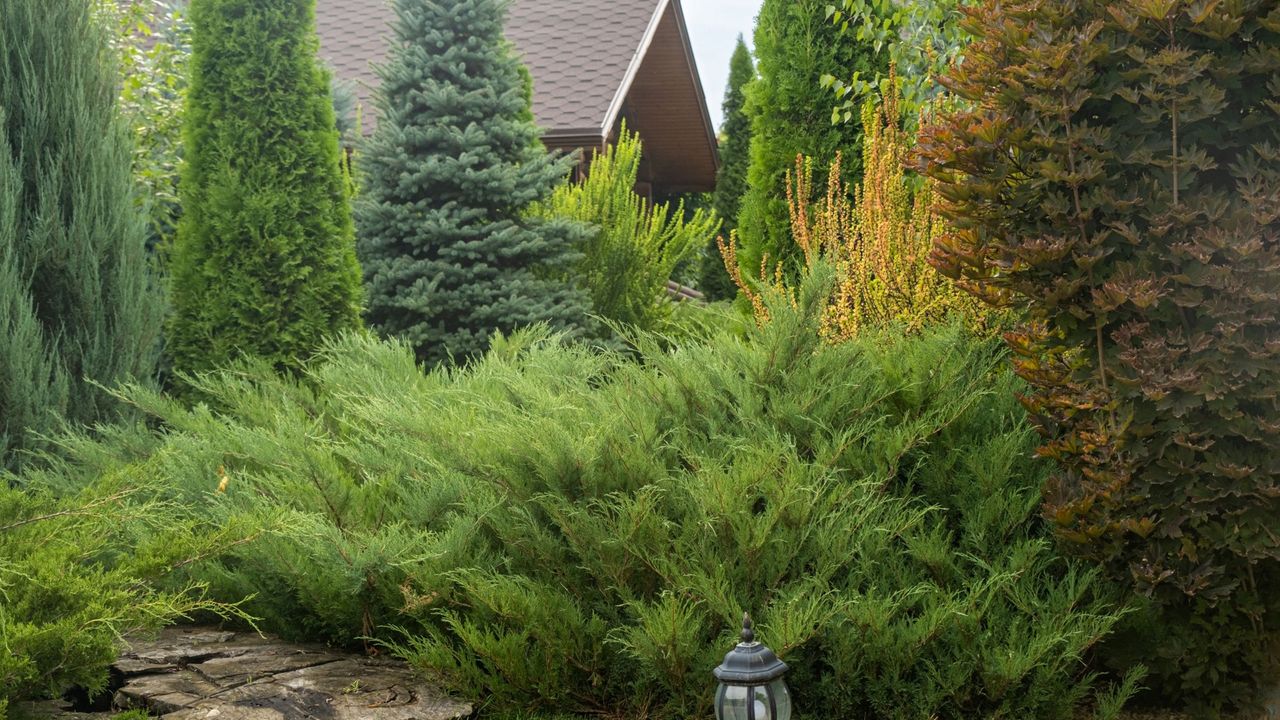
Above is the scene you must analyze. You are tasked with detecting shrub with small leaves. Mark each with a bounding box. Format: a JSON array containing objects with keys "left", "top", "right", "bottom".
[
  {"left": 918, "top": 0, "right": 1280, "bottom": 712},
  {"left": 820, "top": 0, "right": 977, "bottom": 117},
  {"left": 531, "top": 126, "right": 719, "bottom": 335},
  {"left": 97, "top": 0, "right": 191, "bottom": 253}
]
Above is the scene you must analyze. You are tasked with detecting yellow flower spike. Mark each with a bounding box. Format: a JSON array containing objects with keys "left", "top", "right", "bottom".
[{"left": 722, "top": 64, "right": 1000, "bottom": 341}]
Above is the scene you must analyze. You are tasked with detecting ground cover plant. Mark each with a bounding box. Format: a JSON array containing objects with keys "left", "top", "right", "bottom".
[
  {"left": 0, "top": 465, "right": 252, "bottom": 717},
  {"left": 168, "top": 0, "right": 362, "bottom": 381},
  {"left": 31, "top": 271, "right": 1137, "bottom": 720},
  {"left": 0, "top": 0, "right": 164, "bottom": 472},
  {"left": 356, "top": 0, "right": 592, "bottom": 366},
  {"left": 920, "top": 0, "right": 1280, "bottom": 712}
]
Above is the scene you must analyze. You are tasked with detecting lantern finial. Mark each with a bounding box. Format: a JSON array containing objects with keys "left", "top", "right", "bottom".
[{"left": 741, "top": 613, "right": 755, "bottom": 644}]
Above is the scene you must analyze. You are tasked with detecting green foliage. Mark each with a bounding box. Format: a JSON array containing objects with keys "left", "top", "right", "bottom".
[
  {"left": 820, "top": 0, "right": 976, "bottom": 118},
  {"left": 0, "top": 462, "right": 251, "bottom": 711},
  {"left": 736, "top": 0, "right": 885, "bottom": 279},
  {"left": 919, "top": 0, "right": 1280, "bottom": 713},
  {"left": 703, "top": 36, "right": 755, "bottom": 301},
  {"left": 97, "top": 0, "right": 191, "bottom": 253},
  {"left": 722, "top": 84, "right": 1000, "bottom": 342},
  {"left": 532, "top": 126, "right": 719, "bottom": 335},
  {"left": 355, "top": 0, "right": 592, "bottom": 367},
  {"left": 713, "top": 38, "right": 756, "bottom": 230},
  {"left": 330, "top": 71, "right": 359, "bottom": 146},
  {"left": 0, "top": 0, "right": 164, "bottom": 471},
  {"left": 42, "top": 270, "right": 1134, "bottom": 720},
  {"left": 168, "top": 0, "right": 362, "bottom": 381}
]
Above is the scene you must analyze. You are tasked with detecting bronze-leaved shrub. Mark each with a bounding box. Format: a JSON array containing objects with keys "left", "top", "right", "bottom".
[{"left": 919, "top": 0, "right": 1280, "bottom": 712}]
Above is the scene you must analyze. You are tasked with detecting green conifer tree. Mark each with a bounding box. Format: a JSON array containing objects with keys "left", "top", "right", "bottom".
[
  {"left": 0, "top": 0, "right": 163, "bottom": 470},
  {"left": 702, "top": 36, "right": 754, "bottom": 301},
  {"left": 736, "top": 0, "right": 883, "bottom": 279},
  {"left": 355, "top": 0, "right": 591, "bottom": 367},
  {"left": 167, "top": 0, "right": 362, "bottom": 380}
]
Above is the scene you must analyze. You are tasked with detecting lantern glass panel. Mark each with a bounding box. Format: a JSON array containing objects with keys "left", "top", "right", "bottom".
[
  {"left": 714, "top": 683, "right": 747, "bottom": 720},
  {"left": 766, "top": 679, "right": 791, "bottom": 720},
  {"left": 715, "top": 682, "right": 791, "bottom": 720}
]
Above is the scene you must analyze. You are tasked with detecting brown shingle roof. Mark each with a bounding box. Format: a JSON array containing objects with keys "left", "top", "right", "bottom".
[{"left": 315, "top": 0, "right": 664, "bottom": 136}]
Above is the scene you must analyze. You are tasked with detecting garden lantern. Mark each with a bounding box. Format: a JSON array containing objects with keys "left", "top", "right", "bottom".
[{"left": 713, "top": 613, "right": 791, "bottom": 720}]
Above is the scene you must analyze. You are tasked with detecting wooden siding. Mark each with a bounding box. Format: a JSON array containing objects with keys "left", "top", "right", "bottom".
[{"left": 612, "top": 2, "right": 719, "bottom": 194}]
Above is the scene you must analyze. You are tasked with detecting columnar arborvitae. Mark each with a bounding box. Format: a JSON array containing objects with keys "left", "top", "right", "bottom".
[
  {"left": 167, "top": 0, "right": 362, "bottom": 379},
  {"left": 355, "top": 0, "right": 591, "bottom": 367},
  {"left": 736, "top": 0, "right": 883, "bottom": 279},
  {"left": 0, "top": 0, "right": 163, "bottom": 470},
  {"left": 702, "top": 36, "right": 754, "bottom": 301}
]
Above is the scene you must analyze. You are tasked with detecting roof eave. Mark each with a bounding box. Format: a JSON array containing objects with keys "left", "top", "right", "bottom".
[
  {"left": 544, "top": 128, "right": 609, "bottom": 143},
  {"left": 600, "top": 0, "right": 671, "bottom": 138}
]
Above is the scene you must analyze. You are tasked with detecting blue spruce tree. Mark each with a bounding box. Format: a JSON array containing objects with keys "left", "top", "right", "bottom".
[{"left": 356, "top": 0, "right": 591, "bottom": 366}]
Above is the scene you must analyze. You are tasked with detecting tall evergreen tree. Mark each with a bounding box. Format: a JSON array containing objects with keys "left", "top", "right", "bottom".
[
  {"left": 736, "top": 0, "right": 883, "bottom": 279},
  {"left": 0, "top": 0, "right": 163, "bottom": 470},
  {"left": 356, "top": 0, "right": 591, "bottom": 367},
  {"left": 168, "top": 0, "right": 362, "bottom": 380},
  {"left": 702, "top": 35, "right": 754, "bottom": 301}
]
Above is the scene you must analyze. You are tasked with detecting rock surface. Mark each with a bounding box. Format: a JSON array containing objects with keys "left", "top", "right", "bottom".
[{"left": 26, "top": 626, "right": 473, "bottom": 719}]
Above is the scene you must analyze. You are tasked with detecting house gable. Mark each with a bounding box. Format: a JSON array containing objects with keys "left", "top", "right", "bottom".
[{"left": 314, "top": 0, "right": 718, "bottom": 194}]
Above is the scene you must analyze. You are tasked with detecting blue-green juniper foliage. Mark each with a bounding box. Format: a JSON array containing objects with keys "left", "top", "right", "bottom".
[{"left": 0, "top": 0, "right": 163, "bottom": 470}]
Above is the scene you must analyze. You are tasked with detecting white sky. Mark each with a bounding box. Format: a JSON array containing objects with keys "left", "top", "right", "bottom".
[{"left": 680, "top": 0, "right": 766, "bottom": 131}]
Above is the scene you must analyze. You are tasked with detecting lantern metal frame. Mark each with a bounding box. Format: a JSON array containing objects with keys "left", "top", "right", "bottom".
[{"left": 712, "top": 613, "right": 790, "bottom": 720}]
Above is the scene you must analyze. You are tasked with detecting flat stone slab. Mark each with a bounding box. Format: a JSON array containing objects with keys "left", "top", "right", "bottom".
[{"left": 103, "top": 626, "right": 472, "bottom": 720}]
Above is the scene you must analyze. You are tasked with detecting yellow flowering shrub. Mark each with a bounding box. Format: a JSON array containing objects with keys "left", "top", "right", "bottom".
[{"left": 721, "top": 74, "right": 998, "bottom": 339}]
